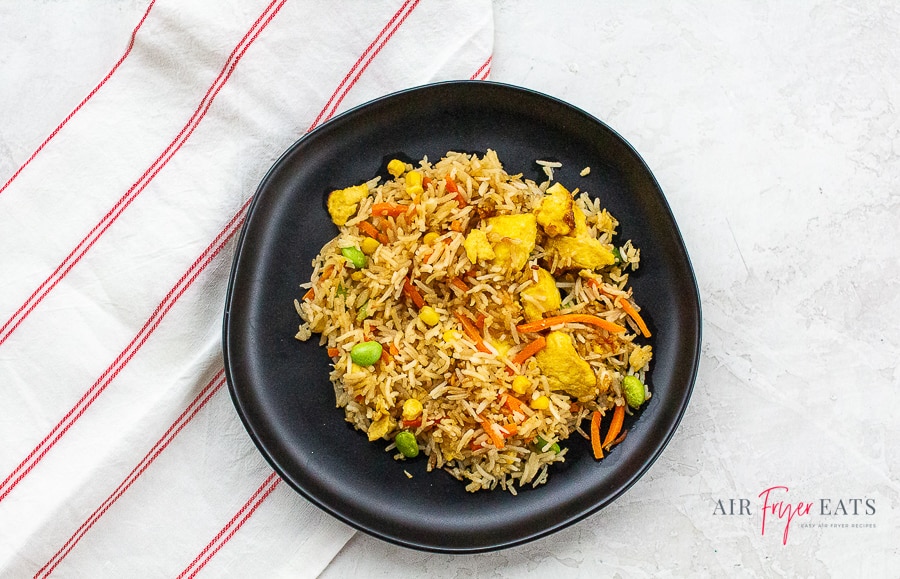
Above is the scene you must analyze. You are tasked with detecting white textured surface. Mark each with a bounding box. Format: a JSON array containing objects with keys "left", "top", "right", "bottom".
[{"left": 321, "top": 0, "right": 900, "bottom": 576}]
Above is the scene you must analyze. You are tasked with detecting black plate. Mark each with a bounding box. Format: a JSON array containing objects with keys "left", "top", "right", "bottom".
[{"left": 223, "top": 81, "right": 701, "bottom": 553}]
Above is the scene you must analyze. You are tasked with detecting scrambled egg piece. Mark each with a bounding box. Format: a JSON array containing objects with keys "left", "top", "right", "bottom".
[
  {"left": 535, "top": 331, "right": 596, "bottom": 399},
  {"left": 545, "top": 204, "right": 615, "bottom": 271},
  {"left": 629, "top": 344, "right": 653, "bottom": 371},
  {"left": 484, "top": 213, "right": 537, "bottom": 271},
  {"left": 520, "top": 267, "right": 561, "bottom": 321},
  {"left": 367, "top": 413, "right": 397, "bottom": 441},
  {"left": 535, "top": 183, "right": 575, "bottom": 237},
  {"left": 463, "top": 228, "right": 495, "bottom": 263},
  {"left": 327, "top": 183, "right": 368, "bottom": 226}
]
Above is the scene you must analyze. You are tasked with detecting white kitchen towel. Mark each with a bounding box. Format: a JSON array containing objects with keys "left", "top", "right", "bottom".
[{"left": 0, "top": 1, "right": 492, "bottom": 576}]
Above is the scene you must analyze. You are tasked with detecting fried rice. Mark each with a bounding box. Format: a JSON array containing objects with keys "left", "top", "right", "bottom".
[{"left": 294, "top": 150, "right": 652, "bottom": 493}]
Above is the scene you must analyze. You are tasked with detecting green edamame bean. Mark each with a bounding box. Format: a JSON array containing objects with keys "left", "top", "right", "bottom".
[
  {"left": 623, "top": 375, "right": 646, "bottom": 408},
  {"left": 533, "top": 436, "right": 561, "bottom": 454},
  {"left": 341, "top": 246, "right": 367, "bottom": 269},
  {"left": 395, "top": 430, "right": 419, "bottom": 458},
  {"left": 355, "top": 300, "right": 369, "bottom": 322},
  {"left": 350, "top": 340, "right": 382, "bottom": 366}
]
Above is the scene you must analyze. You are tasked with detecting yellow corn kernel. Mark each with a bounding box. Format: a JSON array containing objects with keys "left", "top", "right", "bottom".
[
  {"left": 418, "top": 305, "right": 440, "bottom": 326},
  {"left": 443, "top": 329, "right": 460, "bottom": 342},
  {"left": 360, "top": 236, "right": 380, "bottom": 256},
  {"left": 402, "top": 398, "right": 423, "bottom": 421},
  {"left": 511, "top": 375, "right": 530, "bottom": 395},
  {"left": 423, "top": 231, "right": 439, "bottom": 245},
  {"left": 387, "top": 159, "right": 406, "bottom": 178},
  {"left": 405, "top": 170, "right": 424, "bottom": 196},
  {"left": 530, "top": 395, "right": 550, "bottom": 410},
  {"left": 350, "top": 271, "right": 364, "bottom": 281}
]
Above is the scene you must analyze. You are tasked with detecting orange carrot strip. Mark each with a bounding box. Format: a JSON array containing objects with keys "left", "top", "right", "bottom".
[
  {"left": 504, "top": 395, "right": 524, "bottom": 414},
  {"left": 510, "top": 336, "right": 546, "bottom": 367},
  {"left": 474, "top": 313, "right": 486, "bottom": 330},
  {"left": 450, "top": 220, "right": 462, "bottom": 232},
  {"left": 402, "top": 417, "right": 422, "bottom": 428},
  {"left": 480, "top": 419, "right": 505, "bottom": 449},
  {"left": 422, "top": 176, "right": 432, "bottom": 188},
  {"left": 388, "top": 343, "right": 399, "bottom": 356},
  {"left": 591, "top": 410, "right": 603, "bottom": 460},
  {"left": 379, "top": 347, "right": 392, "bottom": 365},
  {"left": 502, "top": 422, "right": 518, "bottom": 437},
  {"left": 454, "top": 311, "right": 491, "bottom": 353},
  {"left": 449, "top": 277, "right": 469, "bottom": 292},
  {"left": 616, "top": 297, "right": 652, "bottom": 338},
  {"left": 357, "top": 220, "right": 381, "bottom": 240},
  {"left": 371, "top": 203, "right": 411, "bottom": 217},
  {"left": 402, "top": 278, "right": 426, "bottom": 309},
  {"left": 603, "top": 404, "right": 625, "bottom": 449},
  {"left": 302, "top": 287, "right": 316, "bottom": 301},
  {"left": 326, "top": 347, "right": 340, "bottom": 357},
  {"left": 443, "top": 176, "right": 458, "bottom": 193},
  {"left": 516, "top": 314, "right": 626, "bottom": 335}
]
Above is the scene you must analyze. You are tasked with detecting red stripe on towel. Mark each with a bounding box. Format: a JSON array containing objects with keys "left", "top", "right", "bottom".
[
  {"left": 0, "top": 203, "right": 248, "bottom": 503},
  {"left": 470, "top": 55, "right": 492, "bottom": 80},
  {"left": 176, "top": 472, "right": 282, "bottom": 579},
  {"left": 309, "top": 0, "right": 420, "bottom": 130},
  {"left": 0, "top": 0, "right": 158, "bottom": 197},
  {"left": 0, "top": 0, "right": 287, "bottom": 349},
  {"left": 34, "top": 371, "right": 227, "bottom": 579}
]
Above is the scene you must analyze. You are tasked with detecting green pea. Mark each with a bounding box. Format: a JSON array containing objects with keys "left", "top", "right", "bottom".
[
  {"left": 341, "top": 246, "right": 367, "bottom": 269},
  {"left": 533, "top": 436, "right": 561, "bottom": 454},
  {"left": 623, "top": 375, "right": 646, "bottom": 408},
  {"left": 395, "top": 430, "right": 419, "bottom": 458},
  {"left": 350, "top": 340, "right": 382, "bottom": 366}
]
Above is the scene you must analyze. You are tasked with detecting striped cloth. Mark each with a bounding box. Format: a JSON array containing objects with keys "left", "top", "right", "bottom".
[{"left": 0, "top": 1, "right": 492, "bottom": 576}]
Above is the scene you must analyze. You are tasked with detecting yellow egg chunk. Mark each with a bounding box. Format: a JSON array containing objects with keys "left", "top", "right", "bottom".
[
  {"left": 387, "top": 158, "right": 406, "bottom": 177},
  {"left": 535, "top": 182, "right": 575, "bottom": 237},
  {"left": 327, "top": 183, "right": 368, "bottom": 226},
  {"left": 463, "top": 228, "right": 495, "bottom": 264},
  {"left": 520, "top": 267, "right": 561, "bottom": 321},
  {"left": 484, "top": 213, "right": 537, "bottom": 271},
  {"left": 535, "top": 331, "right": 596, "bottom": 399}
]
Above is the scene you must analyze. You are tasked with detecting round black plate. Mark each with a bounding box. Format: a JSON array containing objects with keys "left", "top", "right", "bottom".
[{"left": 223, "top": 81, "right": 701, "bottom": 553}]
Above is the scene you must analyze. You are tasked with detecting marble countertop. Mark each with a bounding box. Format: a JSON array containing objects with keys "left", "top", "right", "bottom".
[{"left": 321, "top": 1, "right": 899, "bottom": 576}]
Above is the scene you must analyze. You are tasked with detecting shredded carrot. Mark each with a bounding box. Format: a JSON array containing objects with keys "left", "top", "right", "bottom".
[
  {"left": 502, "top": 422, "right": 518, "bottom": 437},
  {"left": 402, "top": 417, "right": 422, "bottom": 428},
  {"left": 503, "top": 395, "right": 524, "bottom": 414},
  {"left": 603, "top": 404, "right": 625, "bottom": 449},
  {"left": 326, "top": 347, "right": 340, "bottom": 357},
  {"left": 320, "top": 264, "right": 336, "bottom": 279},
  {"left": 449, "top": 277, "right": 469, "bottom": 292},
  {"left": 480, "top": 419, "right": 505, "bottom": 449},
  {"left": 388, "top": 343, "right": 399, "bottom": 356},
  {"left": 450, "top": 219, "right": 462, "bottom": 232},
  {"left": 570, "top": 402, "right": 580, "bottom": 413},
  {"left": 454, "top": 311, "right": 491, "bottom": 353},
  {"left": 516, "top": 313, "right": 626, "bottom": 335},
  {"left": 591, "top": 410, "right": 603, "bottom": 459},
  {"left": 371, "top": 202, "right": 411, "bottom": 217},
  {"left": 302, "top": 287, "right": 316, "bottom": 301},
  {"left": 379, "top": 346, "right": 392, "bottom": 365},
  {"left": 402, "top": 278, "right": 426, "bottom": 309},
  {"left": 586, "top": 279, "right": 651, "bottom": 338},
  {"left": 357, "top": 220, "right": 381, "bottom": 240},
  {"left": 422, "top": 176, "right": 432, "bottom": 188},
  {"left": 474, "top": 313, "right": 486, "bottom": 330},
  {"left": 616, "top": 297, "right": 652, "bottom": 337},
  {"left": 444, "top": 176, "right": 458, "bottom": 193},
  {"left": 506, "top": 336, "right": 547, "bottom": 375}
]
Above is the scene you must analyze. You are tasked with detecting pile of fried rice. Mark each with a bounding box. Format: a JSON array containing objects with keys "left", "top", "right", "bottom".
[{"left": 294, "top": 150, "right": 652, "bottom": 493}]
